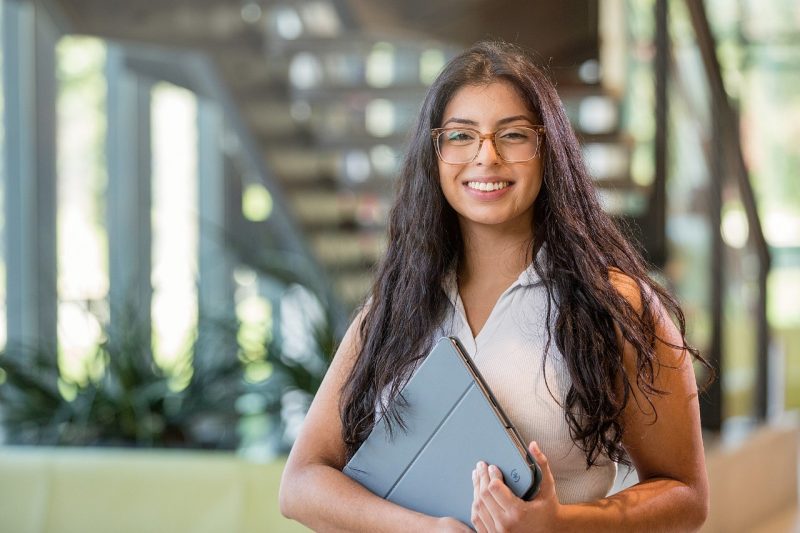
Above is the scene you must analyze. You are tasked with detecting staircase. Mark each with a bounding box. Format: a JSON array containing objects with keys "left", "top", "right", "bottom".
[{"left": 60, "top": 0, "right": 648, "bottom": 312}]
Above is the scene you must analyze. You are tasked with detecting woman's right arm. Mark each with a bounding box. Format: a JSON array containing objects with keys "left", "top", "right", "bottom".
[{"left": 278, "top": 309, "right": 471, "bottom": 532}]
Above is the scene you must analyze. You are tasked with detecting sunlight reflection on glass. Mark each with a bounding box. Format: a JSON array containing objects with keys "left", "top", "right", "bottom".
[
  {"left": 151, "top": 83, "right": 198, "bottom": 372},
  {"left": 55, "top": 36, "right": 108, "bottom": 382},
  {"left": 0, "top": 2, "right": 8, "bottom": 352},
  {"left": 0, "top": 0, "right": 5, "bottom": 352}
]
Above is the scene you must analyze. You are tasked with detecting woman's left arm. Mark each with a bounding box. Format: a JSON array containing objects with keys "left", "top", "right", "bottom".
[{"left": 471, "top": 272, "right": 709, "bottom": 532}]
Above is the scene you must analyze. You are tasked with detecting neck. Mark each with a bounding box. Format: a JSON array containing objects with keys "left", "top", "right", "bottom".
[{"left": 458, "top": 218, "right": 535, "bottom": 285}]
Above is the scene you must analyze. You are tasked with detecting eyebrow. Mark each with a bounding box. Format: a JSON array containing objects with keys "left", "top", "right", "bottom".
[{"left": 441, "top": 115, "right": 535, "bottom": 127}]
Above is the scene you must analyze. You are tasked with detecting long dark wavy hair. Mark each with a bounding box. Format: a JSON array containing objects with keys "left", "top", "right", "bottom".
[{"left": 339, "top": 40, "right": 712, "bottom": 468}]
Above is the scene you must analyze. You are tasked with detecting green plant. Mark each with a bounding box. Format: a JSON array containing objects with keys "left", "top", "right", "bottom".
[
  {"left": 0, "top": 286, "right": 341, "bottom": 451},
  {"left": 0, "top": 308, "right": 245, "bottom": 448},
  {"left": 259, "top": 291, "right": 339, "bottom": 454}
]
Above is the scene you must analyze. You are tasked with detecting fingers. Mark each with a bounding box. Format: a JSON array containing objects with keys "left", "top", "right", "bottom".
[
  {"left": 485, "top": 464, "right": 517, "bottom": 508},
  {"left": 529, "top": 441, "right": 557, "bottom": 499},
  {"left": 472, "top": 461, "right": 507, "bottom": 532},
  {"left": 471, "top": 466, "right": 488, "bottom": 532},
  {"left": 476, "top": 462, "right": 496, "bottom": 532},
  {"left": 481, "top": 463, "right": 508, "bottom": 515},
  {"left": 487, "top": 464, "right": 504, "bottom": 483}
]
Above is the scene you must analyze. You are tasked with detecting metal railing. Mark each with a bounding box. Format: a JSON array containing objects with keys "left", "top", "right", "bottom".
[{"left": 681, "top": 0, "right": 771, "bottom": 428}]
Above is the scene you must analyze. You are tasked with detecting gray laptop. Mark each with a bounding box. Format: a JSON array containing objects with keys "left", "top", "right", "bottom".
[{"left": 343, "top": 336, "right": 541, "bottom": 525}]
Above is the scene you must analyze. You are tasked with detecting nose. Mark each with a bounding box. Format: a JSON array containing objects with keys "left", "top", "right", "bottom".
[{"left": 474, "top": 137, "right": 501, "bottom": 165}]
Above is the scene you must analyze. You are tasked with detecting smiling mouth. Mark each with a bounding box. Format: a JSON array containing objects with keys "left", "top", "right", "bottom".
[{"left": 465, "top": 181, "right": 512, "bottom": 192}]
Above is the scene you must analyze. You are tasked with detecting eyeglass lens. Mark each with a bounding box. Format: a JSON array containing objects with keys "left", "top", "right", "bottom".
[{"left": 436, "top": 127, "right": 541, "bottom": 163}]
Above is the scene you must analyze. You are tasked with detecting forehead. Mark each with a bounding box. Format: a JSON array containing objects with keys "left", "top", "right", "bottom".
[{"left": 442, "top": 81, "right": 535, "bottom": 124}]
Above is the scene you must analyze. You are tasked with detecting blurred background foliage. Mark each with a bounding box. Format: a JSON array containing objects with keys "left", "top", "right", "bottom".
[{"left": 0, "top": 283, "right": 337, "bottom": 455}]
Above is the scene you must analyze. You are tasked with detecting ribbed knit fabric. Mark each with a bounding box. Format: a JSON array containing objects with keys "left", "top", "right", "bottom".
[{"left": 435, "top": 246, "right": 617, "bottom": 505}]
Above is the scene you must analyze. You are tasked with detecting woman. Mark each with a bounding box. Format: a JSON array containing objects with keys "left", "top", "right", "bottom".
[{"left": 279, "top": 40, "right": 711, "bottom": 532}]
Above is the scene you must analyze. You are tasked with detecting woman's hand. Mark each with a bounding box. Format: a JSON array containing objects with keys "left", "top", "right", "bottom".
[{"left": 471, "top": 441, "right": 564, "bottom": 533}]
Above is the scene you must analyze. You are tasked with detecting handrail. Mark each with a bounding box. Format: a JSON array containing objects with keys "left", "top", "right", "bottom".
[{"left": 683, "top": 0, "right": 772, "bottom": 422}]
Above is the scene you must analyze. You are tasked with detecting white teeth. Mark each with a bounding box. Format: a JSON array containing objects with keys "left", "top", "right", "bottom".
[{"left": 466, "top": 181, "right": 510, "bottom": 192}]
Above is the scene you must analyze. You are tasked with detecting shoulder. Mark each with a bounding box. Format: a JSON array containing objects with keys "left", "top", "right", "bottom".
[
  {"left": 606, "top": 268, "right": 688, "bottom": 369},
  {"left": 607, "top": 267, "right": 649, "bottom": 316}
]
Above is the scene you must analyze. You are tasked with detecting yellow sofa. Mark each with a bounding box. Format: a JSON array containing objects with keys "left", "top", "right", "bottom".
[{"left": 0, "top": 446, "right": 308, "bottom": 533}]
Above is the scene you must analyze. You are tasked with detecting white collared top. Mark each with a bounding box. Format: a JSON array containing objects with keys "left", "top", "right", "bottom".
[{"left": 435, "top": 246, "right": 618, "bottom": 505}]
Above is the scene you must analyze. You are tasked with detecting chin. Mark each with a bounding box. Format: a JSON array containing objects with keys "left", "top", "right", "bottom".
[
  {"left": 460, "top": 211, "right": 517, "bottom": 227},
  {"left": 457, "top": 205, "right": 535, "bottom": 229}
]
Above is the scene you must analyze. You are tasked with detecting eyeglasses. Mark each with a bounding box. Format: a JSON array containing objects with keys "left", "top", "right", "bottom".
[{"left": 431, "top": 125, "right": 545, "bottom": 164}]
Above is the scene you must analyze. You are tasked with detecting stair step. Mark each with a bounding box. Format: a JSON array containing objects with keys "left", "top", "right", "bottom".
[
  {"left": 576, "top": 131, "right": 631, "bottom": 144},
  {"left": 308, "top": 230, "right": 387, "bottom": 268},
  {"left": 243, "top": 99, "right": 302, "bottom": 137},
  {"left": 593, "top": 178, "right": 647, "bottom": 191},
  {"left": 561, "top": 92, "right": 622, "bottom": 136},
  {"left": 247, "top": 98, "right": 418, "bottom": 142},
  {"left": 68, "top": 1, "right": 262, "bottom": 46},
  {"left": 290, "top": 84, "right": 431, "bottom": 102},
  {"left": 259, "top": 133, "right": 408, "bottom": 151},
  {"left": 332, "top": 272, "right": 375, "bottom": 308},
  {"left": 289, "top": 191, "right": 390, "bottom": 229},
  {"left": 265, "top": 33, "right": 451, "bottom": 55},
  {"left": 264, "top": 147, "right": 401, "bottom": 184},
  {"left": 264, "top": 147, "right": 339, "bottom": 181},
  {"left": 218, "top": 50, "right": 291, "bottom": 93},
  {"left": 583, "top": 142, "right": 631, "bottom": 181},
  {"left": 597, "top": 187, "right": 650, "bottom": 217},
  {"left": 282, "top": 179, "right": 395, "bottom": 197}
]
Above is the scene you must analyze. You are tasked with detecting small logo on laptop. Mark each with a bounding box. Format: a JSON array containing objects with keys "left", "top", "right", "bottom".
[{"left": 510, "top": 469, "right": 520, "bottom": 483}]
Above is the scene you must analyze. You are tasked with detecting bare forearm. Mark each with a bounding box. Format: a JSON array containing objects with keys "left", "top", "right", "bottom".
[
  {"left": 559, "top": 478, "right": 708, "bottom": 533},
  {"left": 280, "top": 463, "right": 437, "bottom": 532}
]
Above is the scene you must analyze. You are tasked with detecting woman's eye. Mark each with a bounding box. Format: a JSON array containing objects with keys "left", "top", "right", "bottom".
[
  {"left": 446, "top": 130, "right": 477, "bottom": 143},
  {"left": 499, "top": 129, "right": 530, "bottom": 141}
]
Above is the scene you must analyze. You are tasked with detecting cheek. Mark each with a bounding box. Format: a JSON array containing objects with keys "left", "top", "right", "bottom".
[
  {"left": 523, "top": 163, "right": 544, "bottom": 192},
  {"left": 437, "top": 160, "right": 452, "bottom": 180},
  {"left": 438, "top": 163, "right": 459, "bottom": 196}
]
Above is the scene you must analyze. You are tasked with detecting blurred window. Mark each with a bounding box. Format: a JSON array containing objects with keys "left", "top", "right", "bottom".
[
  {"left": 150, "top": 82, "right": 198, "bottom": 374},
  {"left": 0, "top": 0, "right": 6, "bottom": 353},
  {"left": 55, "top": 36, "right": 108, "bottom": 383},
  {"left": 706, "top": 0, "right": 800, "bottom": 411}
]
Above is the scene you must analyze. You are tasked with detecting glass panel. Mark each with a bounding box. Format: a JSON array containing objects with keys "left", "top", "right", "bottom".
[
  {"left": 55, "top": 36, "right": 108, "bottom": 383},
  {"left": 706, "top": 0, "right": 800, "bottom": 412},
  {"left": 150, "top": 82, "right": 198, "bottom": 374},
  {"left": 234, "top": 262, "right": 274, "bottom": 459},
  {"left": 623, "top": 0, "right": 657, "bottom": 189},
  {"left": 742, "top": 4, "right": 800, "bottom": 412},
  {"left": 0, "top": 0, "right": 6, "bottom": 352},
  {"left": 721, "top": 182, "right": 759, "bottom": 420},
  {"left": 770, "top": 266, "right": 800, "bottom": 410},
  {"left": 665, "top": 0, "right": 714, "bottom": 383}
]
